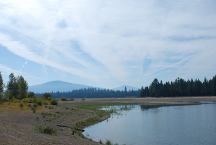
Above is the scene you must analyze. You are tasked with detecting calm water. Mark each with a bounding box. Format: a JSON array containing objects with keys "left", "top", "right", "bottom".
[{"left": 84, "top": 103, "right": 216, "bottom": 145}]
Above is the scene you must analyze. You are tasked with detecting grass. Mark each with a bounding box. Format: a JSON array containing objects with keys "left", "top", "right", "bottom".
[
  {"left": 77, "top": 104, "right": 133, "bottom": 129},
  {"left": 34, "top": 124, "right": 56, "bottom": 135},
  {"left": 77, "top": 104, "right": 114, "bottom": 128},
  {"left": 40, "top": 112, "right": 59, "bottom": 122},
  {"left": 79, "top": 104, "right": 102, "bottom": 110},
  {"left": 76, "top": 113, "right": 103, "bottom": 128}
]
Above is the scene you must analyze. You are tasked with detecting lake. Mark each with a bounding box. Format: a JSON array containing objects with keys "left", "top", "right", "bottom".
[{"left": 83, "top": 103, "right": 216, "bottom": 145}]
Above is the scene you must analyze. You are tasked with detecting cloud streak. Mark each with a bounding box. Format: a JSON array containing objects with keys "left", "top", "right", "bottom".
[{"left": 0, "top": 0, "right": 216, "bottom": 87}]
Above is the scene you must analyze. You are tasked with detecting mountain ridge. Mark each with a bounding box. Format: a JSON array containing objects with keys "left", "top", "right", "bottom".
[{"left": 29, "top": 80, "right": 91, "bottom": 93}]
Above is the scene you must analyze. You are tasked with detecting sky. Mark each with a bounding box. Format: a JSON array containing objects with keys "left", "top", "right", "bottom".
[{"left": 0, "top": 0, "right": 216, "bottom": 88}]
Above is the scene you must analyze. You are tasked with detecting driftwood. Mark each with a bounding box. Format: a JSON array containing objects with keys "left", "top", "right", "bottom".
[
  {"left": 56, "top": 124, "right": 85, "bottom": 135},
  {"left": 56, "top": 124, "right": 73, "bottom": 129}
]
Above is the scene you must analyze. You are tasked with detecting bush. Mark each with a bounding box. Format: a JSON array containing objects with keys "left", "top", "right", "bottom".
[
  {"left": 50, "top": 100, "right": 58, "bottom": 105},
  {"left": 28, "top": 92, "right": 35, "bottom": 98},
  {"left": 31, "top": 107, "right": 36, "bottom": 113},
  {"left": 43, "top": 102, "right": 48, "bottom": 105},
  {"left": 60, "top": 98, "right": 67, "bottom": 101},
  {"left": 99, "top": 140, "right": 103, "bottom": 144},
  {"left": 36, "top": 100, "right": 42, "bottom": 106},
  {"left": 19, "top": 103, "right": 23, "bottom": 108},
  {"left": 35, "top": 125, "right": 56, "bottom": 135},
  {"left": 43, "top": 93, "right": 51, "bottom": 100},
  {"left": 106, "top": 140, "right": 112, "bottom": 145}
]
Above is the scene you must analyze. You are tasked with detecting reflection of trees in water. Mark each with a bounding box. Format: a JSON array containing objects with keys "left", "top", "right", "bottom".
[
  {"left": 119, "top": 105, "right": 135, "bottom": 111},
  {"left": 103, "top": 105, "right": 135, "bottom": 112},
  {"left": 105, "top": 105, "right": 136, "bottom": 118},
  {"left": 140, "top": 105, "right": 160, "bottom": 111}
]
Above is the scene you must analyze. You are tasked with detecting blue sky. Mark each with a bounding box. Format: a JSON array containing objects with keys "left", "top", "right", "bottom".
[{"left": 0, "top": 0, "right": 216, "bottom": 88}]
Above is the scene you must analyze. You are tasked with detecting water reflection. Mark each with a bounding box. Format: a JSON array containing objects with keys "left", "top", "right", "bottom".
[
  {"left": 140, "top": 105, "right": 160, "bottom": 111},
  {"left": 84, "top": 103, "right": 216, "bottom": 145}
]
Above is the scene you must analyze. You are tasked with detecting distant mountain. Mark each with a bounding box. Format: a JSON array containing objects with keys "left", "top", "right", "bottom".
[
  {"left": 113, "top": 85, "right": 138, "bottom": 91},
  {"left": 29, "top": 80, "right": 91, "bottom": 93}
]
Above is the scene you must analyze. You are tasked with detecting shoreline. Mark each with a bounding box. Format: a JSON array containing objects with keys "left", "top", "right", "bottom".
[{"left": 1, "top": 96, "right": 216, "bottom": 145}]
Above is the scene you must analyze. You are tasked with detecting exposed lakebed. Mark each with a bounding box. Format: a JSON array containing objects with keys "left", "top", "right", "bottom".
[{"left": 84, "top": 103, "right": 216, "bottom": 145}]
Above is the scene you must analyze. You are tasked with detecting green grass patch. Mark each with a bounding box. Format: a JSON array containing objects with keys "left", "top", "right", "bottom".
[
  {"left": 79, "top": 105, "right": 102, "bottom": 110},
  {"left": 76, "top": 109, "right": 110, "bottom": 129}
]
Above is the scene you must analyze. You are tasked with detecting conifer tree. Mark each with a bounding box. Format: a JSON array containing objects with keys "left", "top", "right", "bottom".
[
  {"left": 6, "top": 73, "right": 18, "bottom": 99},
  {"left": 17, "top": 76, "right": 28, "bottom": 99},
  {"left": 0, "top": 72, "right": 3, "bottom": 99}
]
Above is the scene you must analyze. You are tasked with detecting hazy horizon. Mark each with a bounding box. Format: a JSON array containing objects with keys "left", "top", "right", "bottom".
[{"left": 0, "top": 0, "right": 216, "bottom": 88}]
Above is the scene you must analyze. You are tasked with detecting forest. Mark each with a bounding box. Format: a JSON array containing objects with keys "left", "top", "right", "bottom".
[
  {"left": 140, "top": 75, "right": 216, "bottom": 97},
  {"left": 49, "top": 88, "right": 139, "bottom": 98}
]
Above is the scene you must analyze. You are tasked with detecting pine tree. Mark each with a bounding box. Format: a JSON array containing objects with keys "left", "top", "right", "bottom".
[
  {"left": 6, "top": 73, "right": 18, "bottom": 99},
  {"left": 0, "top": 72, "right": 3, "bottom": 99},
  {"left": 17, "top": 76, "right": 28, "bottom": 99},
  {"left": 149, "top": 79, "right": 160, "bottom": 97}
]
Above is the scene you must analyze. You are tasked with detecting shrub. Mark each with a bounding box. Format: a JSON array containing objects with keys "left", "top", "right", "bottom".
[
  {"left": 35, "top": 125, "right": 56, "bottom": 135},
  {"left": 48, "top": 106, "right": 54, "bottom": 109},
  {"left": 32, "top": 103, "right": 38, "bottom": 108},
  {"left": 99, "top": 140, "right": 103, "bottom": 144},
  {"left": 31, "top": 107, "right": 36, "bottom": 113},
  {"left": 43, "top": 93, "right": 51, "bottom": 100},
  {"left": 60, "top": 98, "right": 67, "bottom": 101},
  {"left": 43, "top": 102, "right": 48, "bottom": 105},
  {"left": 28, "top": 92, "right": 35, "bottom": 98},
  {"left": 50, "top": 100, "right": 58, "bottom": 105},
  {"left": 19, "top": 103, "right": 23, "bottom": 108},
  {"left": 36, "top": 100, "right": 42, "bottom": 106},
  {"left": 105, "top": 140, "right": 112, "bottom": 145}
]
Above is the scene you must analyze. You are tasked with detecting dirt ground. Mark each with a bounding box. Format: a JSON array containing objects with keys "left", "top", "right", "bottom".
[{"left": 0, "top": 96, "right": 216, "bottom": 145}]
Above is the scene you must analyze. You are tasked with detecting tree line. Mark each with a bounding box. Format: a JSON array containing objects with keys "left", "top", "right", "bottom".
[
  {"left": 140, "top": 75, "right": 216, "bottom": 97},
  {"left": 0, "top": 72, "right": 29, "bottom": 100},
  {"left": 49, "top": 88, "right": 140, "bottom": 99}
]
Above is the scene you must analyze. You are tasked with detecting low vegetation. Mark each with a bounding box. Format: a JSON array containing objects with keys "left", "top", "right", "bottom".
[
  {"left": 75, "top": 109, "right": 109, "bottom": 129},
  {"left": 99, "top": 140, "right": 126, "bottom": 145},
  {"left": 34, "top": 124, "right": 56, "bottom": 135}
]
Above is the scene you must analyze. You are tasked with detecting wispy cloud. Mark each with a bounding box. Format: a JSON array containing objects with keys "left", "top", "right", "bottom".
[
  {"left": 0, "top": 0, "right": 216, "bottom": 87},
  {"left": 0, "top": 33, "right": 100, "bottom": 81}
]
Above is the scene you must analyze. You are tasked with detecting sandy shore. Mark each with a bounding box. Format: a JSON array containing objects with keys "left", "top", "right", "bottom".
[{"left": 0, "top": 96, "right": 216, "bottom": 145}]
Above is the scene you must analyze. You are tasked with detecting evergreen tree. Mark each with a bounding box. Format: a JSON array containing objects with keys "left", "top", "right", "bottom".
[
  {"left": 6, "top": 73, "right": 18, "bottom": 99},
  {"left": 140, "top": 87, "right": 145, "bottom": 97},
  {"left": 124, "top": 86, "right": 127, "bottom": 92},
  {"left": 149, "top": 79, "right": 160, "bottom": 97},
  {"left": 0, "top": 72, "right": 3, "bottom": 99},
  {"left": 17, "top": 76, "right": 28, "bottom": 99}
]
